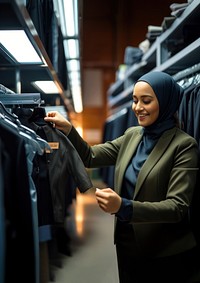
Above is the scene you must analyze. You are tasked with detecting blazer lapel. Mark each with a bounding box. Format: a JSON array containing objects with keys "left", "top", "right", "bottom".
[
  {"left": 134, "top": 128, "right": 176, "bottom": 198},
  {"left": 115, "top": 128, "right": 143, "bottom": 193}
]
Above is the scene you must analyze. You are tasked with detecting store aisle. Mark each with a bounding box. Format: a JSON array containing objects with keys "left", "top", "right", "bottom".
[{"left": 49, "top": 182, "right": 119, "bottom": 283}]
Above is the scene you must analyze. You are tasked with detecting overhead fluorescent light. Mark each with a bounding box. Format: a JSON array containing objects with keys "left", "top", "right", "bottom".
[
  {"left": 71, "top": 85, "right": 83, "bottom": 113},
  {"left": 63, "top": 0, "right": 78, "bottom": 37},
  {"left": 57, "top": 0, "right": 78, "bottom": 37},
  {"left": 0, "top": 30, "right": 42, "bottom": 64},
  {"left": 32, "top": 81, "right": 60, "bottom": 94},
  {"left": 69, "top": 71, "right": 80, "bottom": 82},
  {"left": 63, "top": 39, "right": 79, "bottom": 58},
  {"left": 67, "top": 59, "right": 80, "bottom": 72},
  {"left": 53, "top": 0, "right": 83, "bottom": 113}
]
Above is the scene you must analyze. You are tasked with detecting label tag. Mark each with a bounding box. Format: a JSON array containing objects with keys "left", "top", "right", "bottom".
[{"left": 48, "top": 142, "right": 59, "bottom": 150}]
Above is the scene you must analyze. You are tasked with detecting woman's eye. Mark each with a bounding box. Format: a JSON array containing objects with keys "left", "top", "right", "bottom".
[
  {"left": 143, "top": 100, "right": 151, "bottom": 104},
  {"left": 133, "top": 98, "right": 152, "bottom": 104}
]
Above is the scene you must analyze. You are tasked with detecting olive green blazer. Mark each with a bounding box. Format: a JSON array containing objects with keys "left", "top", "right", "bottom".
[{"left": 68, "top": 126, "right": 199, "bottom": 257}]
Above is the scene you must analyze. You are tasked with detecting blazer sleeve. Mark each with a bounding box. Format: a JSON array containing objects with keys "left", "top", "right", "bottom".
[{"left": 67, "top": 126, "right": 125, "bottom": 168}]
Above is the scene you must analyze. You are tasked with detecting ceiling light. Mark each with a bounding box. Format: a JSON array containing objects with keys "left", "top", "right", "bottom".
[
  {"left": 67, "top": 59, "right": 80, "bottom": 72},
  {"left": 56, "top": 0, "right": 78, "bottom": 37},
  {"left": 0, "top": 30, "right": 42, "bottom": 64},
  {"left": 69, "top": 71, "right": 80, "bottom": 81},
  {"left": 63, "top": 39, "right": 79, "bottom": 58},
  {"left": 53, "top": 0, "right": 83, "bottom": 113},
  {"left": 63, "top": 0, "right": 78, "bottom": 37},
  {"left": 71, "top": 85, "right": 83, "bottom": 113},
  {"left": 32, "top": 81, "right": 60, "bottom": 94}
]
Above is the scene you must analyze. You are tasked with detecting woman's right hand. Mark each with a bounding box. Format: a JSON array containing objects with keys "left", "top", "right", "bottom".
[{"left": 44, "top": 111, "right": 72, "bottom": 135}]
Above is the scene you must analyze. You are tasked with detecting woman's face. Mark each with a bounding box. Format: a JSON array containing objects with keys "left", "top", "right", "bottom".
[{"left": 132, "top": 81, "right": 159, "bottom": 127}]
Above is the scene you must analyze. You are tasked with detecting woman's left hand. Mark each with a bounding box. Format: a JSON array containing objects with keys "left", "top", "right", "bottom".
[{"left": 95, "top": 188, "right": 122, "bottom": 214}]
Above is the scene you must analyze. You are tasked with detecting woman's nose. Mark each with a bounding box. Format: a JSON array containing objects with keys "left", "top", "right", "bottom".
[{"left": 135, "top": 102, "right": 143, "bottom": 111}]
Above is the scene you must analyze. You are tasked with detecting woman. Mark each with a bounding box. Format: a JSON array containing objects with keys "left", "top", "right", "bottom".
[{"left": 44, "top": 71, "right": 200, "bottom": 282}]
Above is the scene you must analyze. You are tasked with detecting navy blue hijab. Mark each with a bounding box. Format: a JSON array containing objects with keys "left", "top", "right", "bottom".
[
  {"left": 123, "top": 71, "right": 183, "bottom": 198},
  {"left": 138, "top": 71, "right": 183, "bottom": 136}
]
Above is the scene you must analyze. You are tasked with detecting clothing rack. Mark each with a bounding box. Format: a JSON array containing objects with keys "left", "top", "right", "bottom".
[
  {"left": 173, "top": 63, "right": 200, "bottom": 82},
  {"left": 0, "top": 93, "right": 44, "bottom": 106}
]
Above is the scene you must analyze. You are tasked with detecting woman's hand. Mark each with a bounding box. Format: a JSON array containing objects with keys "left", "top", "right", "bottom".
[
  {"left": 44, "top": 111, "right": 72, "bottom": 135},
  {"left": 95, "top": 188, "right": 122, "bottom": 214}
]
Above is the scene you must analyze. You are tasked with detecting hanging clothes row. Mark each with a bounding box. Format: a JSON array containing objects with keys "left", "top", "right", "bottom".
[
  {"left": 175, "top": 68, "right": 200, "bottom": 252},
  {"left": 12, "top": 105, "right": 93, "bottom": 282},
  {"left": 0, "top": 90, "right": 93, "bottom": 282},
  {"left": 0, "top": 100, "right": 50, "bottom": 283},
  {"left": 177, "top": 67, "right": 200, "bottom": 148},
  {"left": 26, "top": 0, "right": 68, "bottom": 90}
]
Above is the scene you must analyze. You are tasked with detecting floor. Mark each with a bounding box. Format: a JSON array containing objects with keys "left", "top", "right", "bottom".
[{"left": 49, "top": 180, "right": 119, "bottom": 283}]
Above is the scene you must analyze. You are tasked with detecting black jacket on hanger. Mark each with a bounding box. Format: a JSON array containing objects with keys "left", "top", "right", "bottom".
[{"left": 13, "top": 107, "right": 93, "bottom": 224}]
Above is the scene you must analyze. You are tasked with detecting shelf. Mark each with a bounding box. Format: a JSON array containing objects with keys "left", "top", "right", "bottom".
[
  {"left": 0, "top": 0, "right": 67, "bottom": 105},
  {"left": 107, "top": 61, "right": 153, "bottom": 98},
  {"left": 107, "top": 79, "right": 124, "bottom": 97},
  {"left": 153, "top": 37, "right": 200, "bottom": 74},
  {"left": 107, "top": 0, "right": 200, "bottom": 110},
  {"left": 159, "top": 0, "right": 200, "bottom": 45},
  {"left": 108, "top": 84, "right": 133, "bottom": 108},
  {"left": 125, "top": 61, "right": 150, "bottom": 81},
  {"left": 159, "top": 0, "right": 200, "bottom": 64}
]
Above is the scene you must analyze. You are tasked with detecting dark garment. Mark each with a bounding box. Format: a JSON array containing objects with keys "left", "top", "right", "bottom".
[
  {"left": 0, "top": 119, "right": 35, "bottom": 283},
  {"left": 0, "top": 139, "right": 5, "bottom": 283},
  {"left": 178, "top": 82, "right": 200, "bottom": 249},
  {"left": 124, "top": 46, "right": 143, "bottom": 66},
  {"left": 26, "top": 0, "right": 53, "bottom": 51},
  {"left": 31, "top": 126, "right": 54, "bottom": 227},
  {"left": 41, "top": 122, "right": 93, "bottom": 223},
  {"left": 116, "top": 243, "right": 200, "bottom": 283},
  {"left": 26, "top": 0, "right": 68, "bottom": 90},
  {"left": 116, "top": 220, "right": 200, "bottom": 283},
  {"left": 13, "top": 107, "right": 93, "bottom": 224},
  {"left": 26, "top": 0, "right": 45, "bottom": 45}
]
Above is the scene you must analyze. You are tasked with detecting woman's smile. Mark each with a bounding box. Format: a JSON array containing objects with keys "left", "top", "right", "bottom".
[{"left": 132, "top": 81, "right": 159, "bottom": 127}]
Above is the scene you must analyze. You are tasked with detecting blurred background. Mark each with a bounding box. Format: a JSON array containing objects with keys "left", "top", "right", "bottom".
[{"left": 1, "top": 1, "right": 198, "bottom": 282}]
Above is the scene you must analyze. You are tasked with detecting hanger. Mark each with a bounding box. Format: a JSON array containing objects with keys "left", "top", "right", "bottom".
[
  {"left": 0, "top": 101, "right": 51, "bottom": 154},
  {"left": 0, "top": 101, "right": 19, "bottom": 124},
  {"left": 0, "top": 112, "right": 19, "bottom": 131}
]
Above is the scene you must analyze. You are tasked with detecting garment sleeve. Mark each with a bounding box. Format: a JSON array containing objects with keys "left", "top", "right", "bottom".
[{"left": 115, "top": 198, "right": 133, "bottom": 222}]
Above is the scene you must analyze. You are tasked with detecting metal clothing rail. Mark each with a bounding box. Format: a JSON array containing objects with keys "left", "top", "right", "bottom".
[
  {"left": 173, "top": 62, "right": 200, "bottom": 82},
  {"left": 0, "top": 93, "right": 44, "bottom": 105}
]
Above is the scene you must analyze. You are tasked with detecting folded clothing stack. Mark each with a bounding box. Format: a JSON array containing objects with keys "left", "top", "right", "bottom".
[
  {"left": 146, "top": 25, "right": 163, "bottom": 44},
  {"left": 170, "top": 2, "right": 190, "bottom": 17}
]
